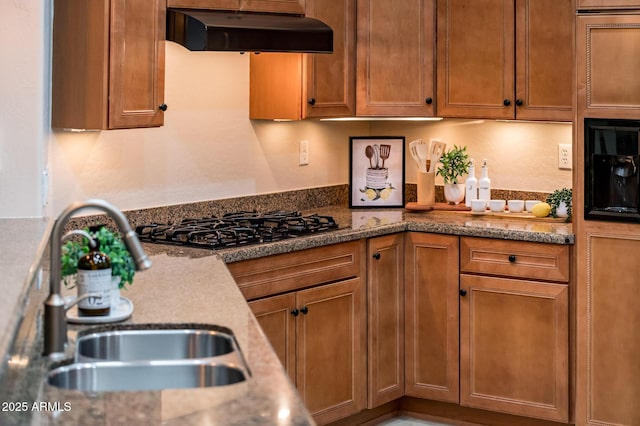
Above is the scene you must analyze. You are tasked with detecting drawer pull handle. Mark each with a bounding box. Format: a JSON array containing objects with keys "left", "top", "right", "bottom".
[
  {"left": 373, "top": 252, "right": 381, "bottom": 260},
  {"left": 291, "top": 309, "right": 299, "bottom": 317},
  {"left": 459, "top": 289, "right": 467, "bottom": 296},
  {"left": 301, "top": 306, "right": 309, "bottom": 315},
  {"left": 508, "top": 254, "right": 516, "bottom": 263}
]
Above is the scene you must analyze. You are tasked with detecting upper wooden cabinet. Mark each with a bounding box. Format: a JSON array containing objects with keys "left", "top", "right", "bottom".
[
  {"left": 166, "top": 0, "right": 305, "bottom": 14},
  {"left": 437, "top": 0, "right": 574, "bottom": 121},
  {"left": 250, "top": 0, "right": 437, "bottom": 119},
  {"left": 52, "top": 0, "right": 166, "bottom": 130},
  {"left": 249, "top": 0, "right": 356, "bottom": 120},
  {"left": 356, "top": 0, "right": 436, "bottom": 117},
  {"left": 578, "top": 0, "right": 640, "bottom": 9},
  {"left": 577, "top": 14, "right": 640, "bottom": 119}
]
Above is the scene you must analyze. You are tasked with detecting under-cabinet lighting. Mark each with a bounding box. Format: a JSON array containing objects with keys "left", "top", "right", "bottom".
[
  {"left": 495, "top": 119, "right": 572, "bottom": 125},
  {"left": 61, "top": 128, "right": 100, "bottom": 132},
  {"left": 319, "top": 117, "right": 444, "bottom": 122}
]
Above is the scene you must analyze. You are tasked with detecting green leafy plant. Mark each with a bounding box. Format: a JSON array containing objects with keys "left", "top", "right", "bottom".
[
  {"left": 436, "top": 145, "right": 471, "bottom": 184},
  {"left": 61, "top": 227, "right": 135, "bottom": 289},
  {"left": 546, "top": 187, "right": 572, "bottom": 222}
]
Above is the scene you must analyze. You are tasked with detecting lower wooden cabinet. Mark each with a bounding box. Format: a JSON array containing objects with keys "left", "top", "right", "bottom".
[
  {"left": 367, "top": 234, "right": 405, "bottom": 409},
  {"left": 459, "top": 274, "right": 569, "bottom": 422},
  {"left": 576, "top": 232, "right": 640, "bottom": 426},
  {"left": 249, "top": 277, "right": 366, "bottom": 425},
  {"left": 404, "top": 232, "right": 460, "bottom": 403}
]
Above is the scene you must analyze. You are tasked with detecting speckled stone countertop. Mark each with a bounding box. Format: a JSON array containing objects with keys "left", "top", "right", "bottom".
[
  {"left": 0, "top": 203, "right": 573, "bottom": 426},
  {"left": 215, "top": 205, "right": 574, "bottom": 263},
  {"left": 1, "top": 250, "right": 314, "bottom": 426}
]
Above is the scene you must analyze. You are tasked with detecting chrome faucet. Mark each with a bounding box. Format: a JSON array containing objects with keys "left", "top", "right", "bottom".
[{"left": 44, "top": 199, "right": 152, "bottom": 357}]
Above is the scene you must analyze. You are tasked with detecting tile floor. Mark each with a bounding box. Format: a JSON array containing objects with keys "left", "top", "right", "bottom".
[{"left": 375, "top": 416, "right": 452, "bottom": 426}]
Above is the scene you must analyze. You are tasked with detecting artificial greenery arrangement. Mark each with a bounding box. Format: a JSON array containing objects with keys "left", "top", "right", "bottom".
[
  {"left": 61, "top": 226, "right": 135, "bottom": 289},
  {"left": 436, "top": 145, "right": 471, "bottom": 184},
  {"left": 546, "top": 187, "right": 572, "bottom": 222}
]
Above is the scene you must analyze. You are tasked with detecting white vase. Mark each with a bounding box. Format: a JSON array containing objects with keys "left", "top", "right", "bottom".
[
  {"left": 556, "top": 201, "right": 569, "bottom": 218},
  {"left": 444, "top": 183, "right": 466, "bottom": 205}
]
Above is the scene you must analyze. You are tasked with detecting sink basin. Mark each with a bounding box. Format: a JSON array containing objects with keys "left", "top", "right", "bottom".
[
  {"left": 47, "top": 361, "right": 247, "bottom": 392},
  {"left": 76, "top": 328, "right": 236, "bottom": 362}
]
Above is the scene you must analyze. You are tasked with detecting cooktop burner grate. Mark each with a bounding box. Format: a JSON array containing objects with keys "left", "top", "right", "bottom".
[{"left": 135, "top": 211, "right": 338, "bottom": 249}]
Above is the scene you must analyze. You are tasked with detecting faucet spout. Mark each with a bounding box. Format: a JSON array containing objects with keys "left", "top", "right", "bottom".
[{"left": 44, "top": 199, "right": 152, "bottom": 357}]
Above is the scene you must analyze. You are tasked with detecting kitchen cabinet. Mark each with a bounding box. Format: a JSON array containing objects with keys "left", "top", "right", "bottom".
[
  {"left": 355, "top": 0, "right": 436, "bottom": 117},
  {"left": 250, "top": 0, "right": 436, "bottom": 119},
  {"left": 574, "top": 231, "right": 640, "bottom": 426},
  {"left": 576, "top": 14, "right": 640, "bottom": 119},
  {"left": 436, "top": 0, "right": 573, "bottom": 121},
  {"left": 459, "top": 237, "right": 570, "bottom": 422},
  {"left": 367, "top": 234, "right": 404, "bottom": 409},
  {"left": 51, "top": 0, "right": 166, "bottom": 130},
  {"left": 228, "top": 241, "right": 366, "bottom": 425},
  {"left": 166, "top": 0, "right": 305, "bottom": 14},
  {"left": 404, "top": 233, "right": 460, "bottom": 403},
  {"left": 249, "top": 0, "right": 356, "bottom": 120}
]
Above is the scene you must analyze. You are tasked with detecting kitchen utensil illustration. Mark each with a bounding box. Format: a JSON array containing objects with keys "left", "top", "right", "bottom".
[
  {"left": 379, "top": 144, "right": 391, "bottom": 168},
  {"left": 373, "top": 144, "right": 380, "bottom": 169},
  {"left": 365, "top": 145, "right": 374, "bottom": 168}
]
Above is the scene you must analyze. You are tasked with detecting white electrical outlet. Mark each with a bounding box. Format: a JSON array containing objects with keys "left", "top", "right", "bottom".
[
  {"left": 299, "top": 140, "right": 309, "bottom": 165},
  {"left": 558, "top": 144, "right": 572, "bottom": 170}
]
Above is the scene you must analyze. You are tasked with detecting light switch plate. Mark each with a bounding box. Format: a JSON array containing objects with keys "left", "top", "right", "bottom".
[{"left": 299, "top": 140, "right": 309, "bottom": 166}]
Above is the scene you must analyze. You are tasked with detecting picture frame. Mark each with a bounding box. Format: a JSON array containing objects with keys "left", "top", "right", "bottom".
[{"left": 349, "top": 136, "right": 405, "bottom": 208}]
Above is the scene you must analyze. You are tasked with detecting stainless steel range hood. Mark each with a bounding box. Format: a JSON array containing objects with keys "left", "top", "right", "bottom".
[{"left": 166, "top": 9, "right": 333, "bottom": 53}]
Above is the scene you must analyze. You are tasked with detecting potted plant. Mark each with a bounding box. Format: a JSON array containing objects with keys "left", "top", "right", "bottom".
[
  {"left": 61, "top": 226, "right": 136, "bottom": 293},
  {"left": 436, "top": 145, "right": 471, "bottom": 205},
  {"left": 546, "top": 187, "right": 572, "bottom": 222}
]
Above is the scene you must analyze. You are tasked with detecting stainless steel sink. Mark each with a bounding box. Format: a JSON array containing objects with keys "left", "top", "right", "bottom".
[
  {"left": 47, "top": 361, "right": 247, "bottom": 392},
  {"left": 76, "top": 328, "right": 236, "bottom": 362}
]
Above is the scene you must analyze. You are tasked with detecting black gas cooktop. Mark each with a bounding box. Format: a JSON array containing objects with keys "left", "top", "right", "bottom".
[{"left": 135, "top": 211, "right": 339, "bottom": 250}]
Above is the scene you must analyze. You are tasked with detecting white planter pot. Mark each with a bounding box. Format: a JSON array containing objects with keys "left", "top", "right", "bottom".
[
  {"left": 555, "top": 201, "right": 569, "bottom": 218},
  {"left": 110, "top": 276, "right": 122, "bottom": 307},
  {"left": 444, "top": 183, "right": 466, "bottom": 205}
]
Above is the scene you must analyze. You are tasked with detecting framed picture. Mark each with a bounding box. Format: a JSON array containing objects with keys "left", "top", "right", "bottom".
[{"left": 349, "top": 136, "right": 405, "bottom": 208}]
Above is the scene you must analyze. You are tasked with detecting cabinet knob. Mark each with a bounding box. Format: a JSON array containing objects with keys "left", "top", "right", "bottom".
[
  {"left": 291, "top": 308, "right": 299, "bottom": 317},
  {"left": 515, "top": 99, "right": 523, "bottom": 107},
  {"left": 459, "top": 289, "right": 467, "bottom": 296},
  {"left": 307, "top": 98, "right": 316, "bottom": 106},
  {"left": 508, "top": 254, "right": 516, "bottom": 263},
  {"left": 300, "top": 306, "right": 309, "bottom": 315},
  {"left": 372, "top": 252, "right": 381, "bottom": 260},
  {"left": 158, "top": 103, "right": 168, "bottom": 111},
  {"left": 425, "top": 97, "right": 433, "bottom": 105},
  {"left": 503, "top": 99, "right": 511, "bottom": 107}
]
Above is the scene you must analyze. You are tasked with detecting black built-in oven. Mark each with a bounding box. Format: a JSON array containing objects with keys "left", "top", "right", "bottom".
[{"left": 585, "top": 118, "right": 640, "bottom": 222}]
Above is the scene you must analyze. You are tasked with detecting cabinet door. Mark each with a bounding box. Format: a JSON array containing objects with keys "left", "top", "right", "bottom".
[
  {"left": 296, "top": 278, "right": 366, "bottom": 425},
  {"left": 367, "top": 234, "right": 404, "bottom": 409},
  {"left": 109, "top": 0, "right": 165, "bottom": 128},
  {"left": 166, "top": 0, "right": 240, "bottom": 9},
  {"left": 437, "top": 0, "right": 515, "bottom": 119},
  {"left": 459, "top": 274, "right": 569, "bottom": 422},
  {"left": 404, "top": 233, "right": 459, "bottom": 403},
  {"left": 304, "top": 0, "right": 356, "bottom": 118},
  {"left": 576, "top": 234, "right": 640, "bottom": 426},
  {"left": 577, "top": 14, "right": 640, "bottom": 118},
  {"left": 356, "top": 0, "right": 435, "bottom": 116},
  {"left": 248, "top": 293, "right": 297, "bottom": 381},
  {"left": 514, "top": 0, "right": 573, "bottom": 121}
]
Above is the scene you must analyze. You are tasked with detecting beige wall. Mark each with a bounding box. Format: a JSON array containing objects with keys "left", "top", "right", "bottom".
[{"left": 46, "top": 43, "right": 572, "bottom": 216}]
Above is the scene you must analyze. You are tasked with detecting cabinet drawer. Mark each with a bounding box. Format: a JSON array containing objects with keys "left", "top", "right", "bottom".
[
  {"left": 227, "top": 240, "right": 364, "bottom": 300},
  {"left": 460, "top": 237, "right": 570, "bottom": 283}
]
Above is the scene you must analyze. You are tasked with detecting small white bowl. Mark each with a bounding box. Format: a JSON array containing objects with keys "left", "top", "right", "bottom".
[
  {"left": 525, "top": 200, "right": 540, "bottom": 212},
  {"left": 508, "top": 200, "right": 525, "bottom": 213},
  {"left": 489, "top": 199, "right": 506, "bottom": 212},
  {"left": 471, "top": 199, "right": 487, "bottom": 212}
]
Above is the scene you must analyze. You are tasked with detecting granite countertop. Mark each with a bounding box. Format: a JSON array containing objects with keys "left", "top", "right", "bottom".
[
  {"left": 0, "top": 205, "right": 574, "bottom": 426},
  {"left": 215, "top": 206, "right": 574, "bottom": 263}
]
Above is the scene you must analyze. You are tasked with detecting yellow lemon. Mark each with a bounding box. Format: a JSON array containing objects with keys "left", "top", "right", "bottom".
[
  {"left": 532, "top": 202, "right": 551, "bottom": 218},
  {"left": 380, "top": 188, "right": 391, "bottom": 199},
  {"left": 366, "top": 189, "right": 377, "bottom": 200}
]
